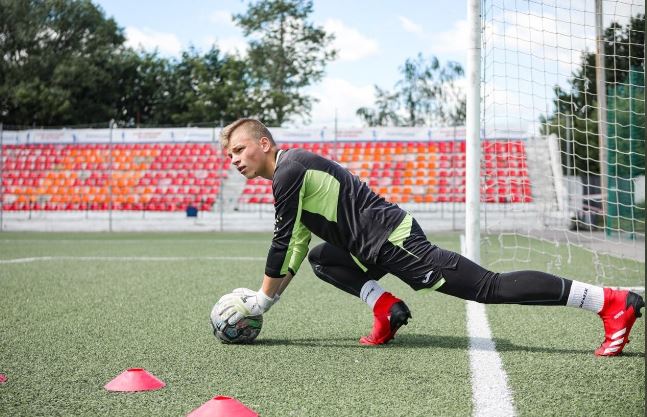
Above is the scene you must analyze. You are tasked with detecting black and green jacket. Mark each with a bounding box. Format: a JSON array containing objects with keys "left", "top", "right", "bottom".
[{"left": 265, "top": 148, "right": 406, "bottom": 278}]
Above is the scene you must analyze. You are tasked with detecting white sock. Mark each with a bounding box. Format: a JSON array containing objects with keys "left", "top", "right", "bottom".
[
  {"left": 360, "top": 280, "right": 385, "bottom": 310},
  {"left": 566, "top": 280, "right": 605, "bottom": 313}
]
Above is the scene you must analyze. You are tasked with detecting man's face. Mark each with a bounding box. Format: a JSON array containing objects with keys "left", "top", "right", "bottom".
[{"left": 227, "top": 128, "right": 271, "bottom": 179}]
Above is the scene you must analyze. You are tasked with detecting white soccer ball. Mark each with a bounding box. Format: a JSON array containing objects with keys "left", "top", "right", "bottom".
[{"left": 210, "top": 294, "right": 263, "bottom": 344}]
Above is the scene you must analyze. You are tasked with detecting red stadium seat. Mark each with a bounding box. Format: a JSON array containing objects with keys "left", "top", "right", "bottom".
[{"left": 3, "top": 140, "right": 532, "bottom": 211}]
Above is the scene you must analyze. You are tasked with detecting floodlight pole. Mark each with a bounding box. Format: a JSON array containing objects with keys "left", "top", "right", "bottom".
[{"left": 465, "top": 0, "right": 481, "bottom": 263}]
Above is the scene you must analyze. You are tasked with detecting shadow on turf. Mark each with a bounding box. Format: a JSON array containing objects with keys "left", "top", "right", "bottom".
[
  {"left": 255, "top": 334, "right": 644, "bottom": 356},
  {"left": 493, "top": 338, "right": 645, "bottom": 357}
]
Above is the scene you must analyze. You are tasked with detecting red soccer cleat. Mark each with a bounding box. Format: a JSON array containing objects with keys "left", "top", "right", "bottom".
[
  {"left": 360, "top": 292, "right": 411, "bottom": 346},
  {"left": 594, "top": 288, "right": 644, "bottom": 356}
]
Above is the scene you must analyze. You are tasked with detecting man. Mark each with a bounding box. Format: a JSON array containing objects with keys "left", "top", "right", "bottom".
[{"left": 217, "top": 118, "right": 644, "bottom": 356}]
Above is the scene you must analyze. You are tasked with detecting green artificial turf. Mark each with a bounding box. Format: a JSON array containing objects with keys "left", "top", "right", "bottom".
[{"left": 0, "top": 232, "right": 644, "bottom": 416}]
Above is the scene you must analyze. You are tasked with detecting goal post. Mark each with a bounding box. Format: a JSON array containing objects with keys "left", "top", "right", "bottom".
[
  {"left": 465, "top": 0, "right": 482, "bottom": 263},
  {"left": 474, "top": 0, "right": 645, "bottom": 285}
]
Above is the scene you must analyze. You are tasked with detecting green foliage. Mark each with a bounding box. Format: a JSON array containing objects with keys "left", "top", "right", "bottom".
[
  {"left": 568, "top": 14, "right": 645, "bottom": 108},
  {"left": 355, "top": 86, "right": 403, "bottom": 127},
  {"left": 398, "top": 54, "right": 433, "bottom": 127},
  {"left": 357, "top": 54, "right": 465, "bottom": 127},
  {"left": 539, "top": 89, "right": 602, "bottom": 176},
  {"left": 0, "top": 0, "right": 125, "bottom": 126},
  {"left": 114, "top": 46, "right": 252, "bottom": 127},
  {"left": 234, "top": 0, "right": 336, "bottom": 126},
  {"left": 0, "top": 0, "right": 335, "bottom": 127},
  {"left": 112, "top": 49, "right": 173, "bottom": 126},
  {"left": 163, "top": 47, "right": 252, "bottom": 126},
  {"left": 540, "top": 14, "right": 645, "bottom": 177},
  {"left": 607, "top": 73, "right": 645, "bottom": 179}
]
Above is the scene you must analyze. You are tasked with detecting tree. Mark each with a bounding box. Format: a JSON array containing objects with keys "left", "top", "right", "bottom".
[
  {"left": 0, "top": 1, "right": 258, "bottom": 127},
  {"left": 234, "top": 0, "right": 336, "bottom": 126},
  {"left": 113, "top": 49, "right": 174, "bottom": 126},
  {"left": 434, "top": 61, "right": 466, "bottom": 126},
  {"left": 114, "top": 46, "right": 256, "bottom": 127},
  {"left": 166, "top": 47, "right": 251, "bottom": 126},
  {"left": 356, "top": 54, "right": 466, "bottom": 127},
  {"left": 356, "top": 87, "right": 402, "bottom": 127},
  {"left": 0, "top": 0, "right": 338, "bottom": 127},
  {"left": 568, "top": 14, "right": 644, "bottom": 112},
  {"left": 0, "top": 0, "right": 126, "bottom": 126},
  {"left": 540, "top": 14, "right": 645, "bottom": 176},
  {"left": 539, "top": 85, "right": 601, "bottom": 176},
  {"left": 397, "top": 54, "right": 432, "bottom": 127}
]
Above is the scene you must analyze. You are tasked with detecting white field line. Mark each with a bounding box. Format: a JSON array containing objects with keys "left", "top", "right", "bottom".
[
  {"left": 4, "top": 255, "right": 643, "bottom": 295},
  {"left": 0, "top": 256, "right": 266, "bottom": 264},
  {"left": 2, "top": 254, "right": 643, "bottom": 291},
  {"left": 467, "top": 301, "right": 516, "bottom": 417},
  {"left": 2, "top": 253, "right": 642, "bottom": 293},
  {"left": 2, "top": 255, "right": 643, "bottom": 290}
]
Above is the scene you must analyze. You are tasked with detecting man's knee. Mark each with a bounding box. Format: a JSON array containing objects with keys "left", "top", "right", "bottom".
[{"left": 308, "top": 243, "right": 326, "bottom": 266}]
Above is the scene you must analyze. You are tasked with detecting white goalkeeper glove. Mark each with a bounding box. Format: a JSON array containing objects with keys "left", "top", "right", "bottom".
[
  {"left": 219, "top": 288, "right": 275, "bottom": 325},
  {"left": 232, "top": 287, "right": 281, "bottom": 305}
]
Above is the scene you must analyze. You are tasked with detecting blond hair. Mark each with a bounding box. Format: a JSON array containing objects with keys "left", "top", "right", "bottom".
[{"left": 220, "top": 118, "right": 275, "bottom": 149}]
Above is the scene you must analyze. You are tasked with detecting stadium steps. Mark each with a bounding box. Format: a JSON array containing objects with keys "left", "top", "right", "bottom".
[
  {"left": 222, "top": 165, "right": 250, "bottom": 209},
  {"left": 524, "top": 136, "right": 564, "bottom": 226}
]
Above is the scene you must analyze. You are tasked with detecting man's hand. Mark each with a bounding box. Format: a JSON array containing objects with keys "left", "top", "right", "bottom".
[
  {"left": 232, "top": 287, "right": 281, "bottom": 304},
  {"left": 218, "top": 288, "right": 275, "bottom": 325}
]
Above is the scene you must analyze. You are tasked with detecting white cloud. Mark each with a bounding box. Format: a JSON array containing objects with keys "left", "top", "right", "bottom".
[
  {"left": 398, "top": 16, "right": 424, "bottom": 36},
  {"left": 202, "top": 36, "right": 247, "bottom": 55},
  {"left": 125, "top": 26, "right": 182, "bottom": 56},
  {"left": 306, "top": 77, "right": 375, "bottom": 127},
  {"left": 485, "top": 10, "right": 598, "bottom": 75},
  {"left": 479, "top": 1, "right": 643, "bottom": 136},
  {"left": 323, "top": 19, "right": 379, "bottom": 62},
  {"left": 209, "top": 10, "right": 235, "bottom": 26},
  {"left": 218, "top": 37, "right": 248, "bottom": 55},
  {"left": 429, "top": 19, "right": 469, "bottom": 54}
]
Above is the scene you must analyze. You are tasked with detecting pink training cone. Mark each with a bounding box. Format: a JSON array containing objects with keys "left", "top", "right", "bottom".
[
  {"left": 187, "top": 395, "right": 259, "bottom": 417},
  {"left": 104, "top": 368, "right": 165, "bottom": 392}
]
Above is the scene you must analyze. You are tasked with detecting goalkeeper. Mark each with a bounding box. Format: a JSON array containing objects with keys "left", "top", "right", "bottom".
[{"left": 217, "top": 118, "right": 644, "bottom": 356}]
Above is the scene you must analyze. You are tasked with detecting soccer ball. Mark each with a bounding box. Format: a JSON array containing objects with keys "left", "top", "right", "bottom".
[{"left": 210, "top": 295, "right": 263, "bottom": 344}]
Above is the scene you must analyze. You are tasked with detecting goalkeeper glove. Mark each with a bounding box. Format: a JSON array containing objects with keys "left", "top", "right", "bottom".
[
  {"left": 232, "top": 287, "right": 281, "bottom": 305},
  {"left": 219, "top": 288, "right": 275, "bottom": 325}
]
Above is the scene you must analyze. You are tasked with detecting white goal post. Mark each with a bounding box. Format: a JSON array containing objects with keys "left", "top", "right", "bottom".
[{"left": 468, "top": 0, "right": 645, "bottom": 284}]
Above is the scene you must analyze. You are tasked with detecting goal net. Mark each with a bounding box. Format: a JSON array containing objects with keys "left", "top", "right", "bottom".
[{"left": 480, "top": 0, "right": 645, "bottom": 286}]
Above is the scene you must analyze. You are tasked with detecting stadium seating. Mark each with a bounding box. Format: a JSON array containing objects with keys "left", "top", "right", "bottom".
[
  {"left": 1, "top": 143, "right": 225, "bottom": 211},
  {"left": 237, "top": 140, "right": 532, "bottom": 205},
  {"left": 1, "top": 140, "right": 532, "bottom": 211}
]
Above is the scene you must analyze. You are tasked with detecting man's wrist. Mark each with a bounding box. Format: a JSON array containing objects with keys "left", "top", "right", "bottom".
[{"left": 257, "top": 289, "right": 274, "bottom": 311}]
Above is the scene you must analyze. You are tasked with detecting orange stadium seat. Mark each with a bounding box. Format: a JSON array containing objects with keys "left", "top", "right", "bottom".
[
  {"left": 2, "top": 140, "right": 532, "bottom": 210},
  {"left": 0, "top": 142, "right": 228, "bottom": 212}
]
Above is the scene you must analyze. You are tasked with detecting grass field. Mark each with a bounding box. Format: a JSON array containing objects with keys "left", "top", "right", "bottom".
[{"left": 0, "top": 232, "right": 644, "bottom": 416}]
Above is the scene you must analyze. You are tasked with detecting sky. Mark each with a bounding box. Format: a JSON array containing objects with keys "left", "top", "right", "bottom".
[
  {"left": 92, "top": 0, "right": 470, "bottom": 128},
  {"left": 92, "top": 0, "right": 644, "bottom": 132}
]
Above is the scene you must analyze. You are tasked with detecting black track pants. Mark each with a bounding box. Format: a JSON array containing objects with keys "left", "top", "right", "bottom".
[{"left": 308, "top": 240, "right": 572, "bottom": 306}]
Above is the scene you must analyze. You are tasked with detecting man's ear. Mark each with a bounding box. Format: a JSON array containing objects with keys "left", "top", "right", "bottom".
[{"left": 260, "top": 137, "right": 272, "bottom": 152}]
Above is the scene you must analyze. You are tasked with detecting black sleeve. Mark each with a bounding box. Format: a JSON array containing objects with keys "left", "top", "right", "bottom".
[{"left": 265, "top": 160, "right": 310, "bottom": 278}]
